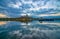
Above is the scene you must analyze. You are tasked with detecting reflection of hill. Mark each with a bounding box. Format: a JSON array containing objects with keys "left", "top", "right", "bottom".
[{"left": 0, "top": 17, "right": 60, "bottom": 22}]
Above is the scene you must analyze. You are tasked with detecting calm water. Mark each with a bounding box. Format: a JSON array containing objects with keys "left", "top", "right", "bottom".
[{"left": 0, "top": 21, "right": 60, "bottom": 39}]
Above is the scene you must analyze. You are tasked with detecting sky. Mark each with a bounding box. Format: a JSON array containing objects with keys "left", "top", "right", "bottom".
[{"left": 0, "top": 0, "right": 60, "bottom": 18}]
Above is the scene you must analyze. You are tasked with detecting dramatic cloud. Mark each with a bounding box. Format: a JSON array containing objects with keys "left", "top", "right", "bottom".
[{"left": 0, "top": 0, "right": 60, "bottom": 18}]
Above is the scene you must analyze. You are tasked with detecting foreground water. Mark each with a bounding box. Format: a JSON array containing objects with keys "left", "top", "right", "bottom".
[{"left": 0, "top": 21, "right": 60, "bottom": 39}]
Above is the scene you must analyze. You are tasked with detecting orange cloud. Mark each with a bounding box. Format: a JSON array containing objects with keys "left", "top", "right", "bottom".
[
  {"left": 0, "top": 21, "right": 7, "bottom": 25},
  {"left": 0, "top": 14, "right": 7, "bottom": 25},
  {"left": 0, "top": 14, "right": 7, "bottom": 18}
]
